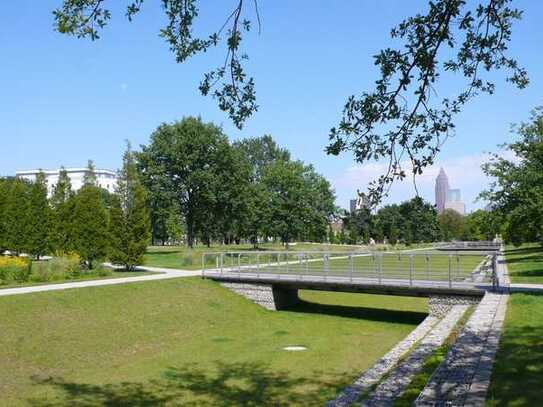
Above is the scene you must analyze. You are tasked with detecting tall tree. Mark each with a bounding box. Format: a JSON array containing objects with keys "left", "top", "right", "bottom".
[
  {"left": 398, "top": 197, "right": 440, "bottom": 244},
  {"left": 109, "top": 144, "right": 151, "bottom": 270},
  {"left": 25, "top": 172, "right": 51, "bottom": 259},
  {"left": 481, "top": 107, "right": 543, "bottom": 245},
  {"left": 4, "top": 179, "right": 30, "bottom": 255},
  {"left": 49, "top": 167, "right": 75, "bottom": 253},
  {"left": 262, "top": 161, "right": 335, "bottom": 246},
  {"left": 438, "top": 209, "right": 465, "bottom": 241},
  {"left": 138, "top": 117, "right": 235, "bottom": 248},
  {"left": 0, "top": 178, "right": 12, "bottom": 251},
  {"left": 55, "top": 1, "right": 528, "bottom": 203},
  {"left": 72, "top": 163, "right": 109, "bottom": 268},
  {"left": 233, "top": 135, "right": 291, "bottom": 246},
  {"left": 83, "top": 159, "right": 97, "bottom": 186}
]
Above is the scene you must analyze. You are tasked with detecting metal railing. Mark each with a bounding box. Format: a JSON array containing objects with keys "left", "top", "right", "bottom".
[{"left": 202, "top": 251, "right": 498, "bottom": 290}]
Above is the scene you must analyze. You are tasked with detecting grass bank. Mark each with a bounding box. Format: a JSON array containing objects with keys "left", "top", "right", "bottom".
[
  {"left": 487, "top": 243, "right": 543, "bottom": 406},
  {"left": 0, "top": 277, "right": 427, "bottom": 405},
  {"left": 504, "top": 243, "right": 543, "bottom": 284},
  {"left": 487, "top": 293, "right": 543, "bottom": 406}
]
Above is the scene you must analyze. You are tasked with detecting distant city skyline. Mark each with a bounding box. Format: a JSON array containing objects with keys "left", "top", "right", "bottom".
[{"left": 435, "top": 168, "right": 466, "bottom": 215}]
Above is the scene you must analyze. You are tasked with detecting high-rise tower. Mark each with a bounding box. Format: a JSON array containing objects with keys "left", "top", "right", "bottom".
[{"left": 435, "top": 167, "right": 449, "bottom": 214}]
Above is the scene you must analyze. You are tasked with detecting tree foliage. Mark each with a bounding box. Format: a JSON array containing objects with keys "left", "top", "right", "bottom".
[
  {"left": 481, "top": 107, "right": 543, "bottom": 245},
  {"left": 109, "top": 144, "right": 151, "bottom": 270},
  {"left": 72, "top": 164, "right": 109, "bottom": 268},
  {"left": 25, "top": 172, "right": 51, "bottom": 259},
  {"left": 138, "top": 117, "right": 238, "bottom": 248},
  {"left": 49, "top": 167, "right": 75, "bottom": 253},
  {"left": 438, "top": 208, "right": 465, "bottom": 241}
]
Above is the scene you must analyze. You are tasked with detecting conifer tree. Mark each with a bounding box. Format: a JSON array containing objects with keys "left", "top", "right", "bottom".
[
  {"left": 49, "top": 167, "right": 75, "bottom": 253},
  {"left": 83, "top": 159, "right": 97, "bottom": 186},
  {"left": 25, "top": 172, "right": 51, "bottom": 259},
  {"left": 109, "top": 143, "right": 151, "bottom": 270},
  {"left": 4, "top": 179, "right": 30, "bottom": 255},
  {"left": 73, "top": 161, "right": 109, "bottom": 268},
  {"left": 0, "top": 178, "right": 11, "bottom": 251}
]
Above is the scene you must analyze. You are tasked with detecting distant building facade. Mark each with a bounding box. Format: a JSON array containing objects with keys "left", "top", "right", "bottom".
[
  {"left": 16, "top": 168, "right": 117, "bottom": 196},
  {"left": 435, "top": 168, "right": 450, "bottom": 214},
  {"left": 435, "top": 168, "right": 465, "bottom": 215}
]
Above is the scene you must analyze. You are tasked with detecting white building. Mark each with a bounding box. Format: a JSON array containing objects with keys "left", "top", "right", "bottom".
[{"left": 16, "top": 168, "right": 117, "bottom": 196}]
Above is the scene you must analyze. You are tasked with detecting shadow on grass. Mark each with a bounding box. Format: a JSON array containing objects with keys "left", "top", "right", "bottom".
[
  {"left": 29, "top": 361, "right": 348, "bottom": 406},
  {"left": 488, "top": 322, "right": 543, "bottom": 406},
  {"left": 284, "top": 299, "right": 427, "bottom": 325}
]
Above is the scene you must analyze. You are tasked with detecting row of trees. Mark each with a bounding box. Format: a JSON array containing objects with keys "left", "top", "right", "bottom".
[
  {"left": 334, "top": 197, "right": 498, "bottom": 246},
  {"left": 137, "top": 117, "right": 336, "bottom": 247},
  {"left": 0, "top": 149, "right": 150, "bottom": 269}
]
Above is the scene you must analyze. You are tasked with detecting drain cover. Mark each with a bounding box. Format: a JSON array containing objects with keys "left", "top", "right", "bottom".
[{"left": 283, "top": 346, "right": 307, "bottom": 351}]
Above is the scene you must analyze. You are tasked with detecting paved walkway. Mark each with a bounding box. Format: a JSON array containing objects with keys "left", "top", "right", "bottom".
[
  {"left": 0, "top": 265, "right": 201, "bottom": 297},
  {"left": 363, "top": 305, "right": 470, "bottom": 407},
  {"left": 414, "top": 254, "right": 510, "bottom": 406}
]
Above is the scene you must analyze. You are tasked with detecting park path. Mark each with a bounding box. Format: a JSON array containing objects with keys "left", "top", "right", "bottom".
[{"left": 0, "top": 265, "right": 201, "bottom": 297}]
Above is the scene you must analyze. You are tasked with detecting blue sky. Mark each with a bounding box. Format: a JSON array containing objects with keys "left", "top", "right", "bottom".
[{"left": 1, "top": 0, "right": 542, "bottom": 211}]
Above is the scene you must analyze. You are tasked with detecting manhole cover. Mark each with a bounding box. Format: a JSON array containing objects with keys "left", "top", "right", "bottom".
[{"left": 283, "top": 346, "right": 307, "bottom": 351}]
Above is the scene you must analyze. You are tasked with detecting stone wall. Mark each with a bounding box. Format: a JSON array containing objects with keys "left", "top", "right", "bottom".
[
  {"left": 428, "top": 294, "right": 481, "bottom": 317},
  {"left": 220, "top": 282, "right": 299, "bottom": 311}
]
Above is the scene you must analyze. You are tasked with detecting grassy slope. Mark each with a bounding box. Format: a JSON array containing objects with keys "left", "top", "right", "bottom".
[
  {"left": 0, "top": 277, "right": 427, "bottom": 406},
  {"left": 487, "top": 243, "right": 543, "bottom": 406},
  {"left": 504, "top": 243, "right": 543, "bottom": 284},
  {"left": 487, "top": 293, "right": 543, "bottom": 406}
]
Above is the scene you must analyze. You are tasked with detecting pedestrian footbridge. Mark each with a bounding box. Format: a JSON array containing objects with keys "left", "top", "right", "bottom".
[{"left": 202, "top": 250, "right": 501, "bottom": 310}]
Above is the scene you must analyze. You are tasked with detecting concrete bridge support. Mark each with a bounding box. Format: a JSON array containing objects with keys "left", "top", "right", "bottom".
[{"left": 220, "top": 282, "right": 299, "bottom": 311}]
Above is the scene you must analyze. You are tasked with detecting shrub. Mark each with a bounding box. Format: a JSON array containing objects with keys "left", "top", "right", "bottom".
[
  {"left": 0, "top": 256, "right": 31, "bottom": 284},
  {"left": 30, "top": 254, "right": 81, "bottom": 282}
]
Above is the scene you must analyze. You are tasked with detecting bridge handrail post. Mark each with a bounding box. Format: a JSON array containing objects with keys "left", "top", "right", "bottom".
[
  {"left": 456, "top": 255, "right": 460, "bottom": 280},
  {"left": 305, "top": 254, "right": 309, "bottom": 279},
  {"left": 257, "top": 254, "right": 260, "bottom": 279},
  {"left": 220, "top": 253, "right": 224, "bottom": 276},
  {"left": 286, "top": 252, "right": 289, "bottom": 275},
  {"left": 378, "top": 254, "right": 382, "bottom": 284},
  {"left": 426, "top": 254, "right": 430, "bottom": 281},
  {"left": 409, "top": 254, "right": 413, "bottom": 287},
  {"left": 324, "top": 254, "right": 328, "bottom": 282},
  {"left": 349, "top": 255, "right": 353, "bottom": 282},
  {"left": 202, "top": 254, "right": 206, "bottom": 278},
  {"left": 492, "top": 253, "right": 499, "bottom": 290},
  {"left": 448, "top": 254, "right": 452, "bottom": 288}
]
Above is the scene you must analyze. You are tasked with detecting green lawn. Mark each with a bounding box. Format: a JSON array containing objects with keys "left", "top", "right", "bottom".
[
  {"left": 504, "top": 243, "right": 543, "bottom": 284},
  {"left": 487, "top": 293, "right": 543, "bottom": 406},
  {"left": 0, "top": 277, "right": 428, "bottom": 406}
]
